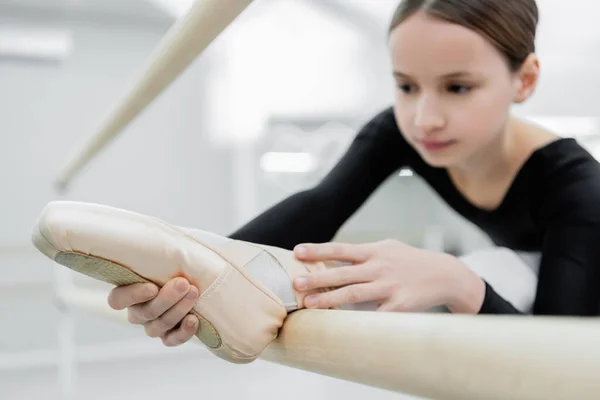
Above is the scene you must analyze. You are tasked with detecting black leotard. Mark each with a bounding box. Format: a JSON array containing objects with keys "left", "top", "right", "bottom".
[{"left": 229, "top": 107, "right": 600, "bottom": 316}]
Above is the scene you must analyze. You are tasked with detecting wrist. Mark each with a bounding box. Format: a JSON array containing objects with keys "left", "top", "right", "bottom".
[{"left": 439, "top": 253, "right": 486, "bottom": 314}]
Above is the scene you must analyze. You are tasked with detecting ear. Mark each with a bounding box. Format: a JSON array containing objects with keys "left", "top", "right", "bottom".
[{"left": 513, "top": 54, "right": 540, "bottom": 104}]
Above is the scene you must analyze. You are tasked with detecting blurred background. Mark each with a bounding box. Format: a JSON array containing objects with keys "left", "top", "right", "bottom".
[{"left": 0, "top": 0, "right": 599, "bottom": 399}]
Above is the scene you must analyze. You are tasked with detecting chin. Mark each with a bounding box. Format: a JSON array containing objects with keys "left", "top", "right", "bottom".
[
  {"left": 422, "top": 157, "right": 453, "bottom": 168},
  {"left": 417, "top": 150, "right": 459, "bottom": 168}
]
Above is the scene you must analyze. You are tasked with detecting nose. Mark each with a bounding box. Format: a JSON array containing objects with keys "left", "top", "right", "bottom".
[{"left": 414, "top": 95, "right": 445, "bottom": 132}]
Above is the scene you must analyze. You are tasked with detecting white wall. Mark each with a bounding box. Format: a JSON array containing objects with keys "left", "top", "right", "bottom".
[{"left": 0, "top": 20, "right": 236, "bottom": 240}]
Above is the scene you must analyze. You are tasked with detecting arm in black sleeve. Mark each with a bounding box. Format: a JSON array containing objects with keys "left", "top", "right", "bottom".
[
  {"left": 480, "top": 154, "right": 600, "bottom": 316},
  {"left": 530, "top": 158, "right": 600, "bottom": 316},
  {"left": 478, "top": 281, "right": 524, "bottom": 314},
  {"left": 531, "top": 220, "right": 600, "bottom": 315},
  {"left": 479, "top": 227, "right": 600, "bottom": 316},
  {"left": 228, "top": 107, "right": 409, "bottom": 250}
]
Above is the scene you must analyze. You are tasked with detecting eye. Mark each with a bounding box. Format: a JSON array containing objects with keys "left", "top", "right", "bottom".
[
  {"left": 397, "top": 83, "right": 416, "bottom": 94},
  {"left": 447, "top": 84, "right": 471, "bottom": 94}
]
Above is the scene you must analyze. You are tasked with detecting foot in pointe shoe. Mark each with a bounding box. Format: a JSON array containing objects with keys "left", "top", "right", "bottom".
[{"left": 31, "top": 201, "right": 333, "bottom": 364}]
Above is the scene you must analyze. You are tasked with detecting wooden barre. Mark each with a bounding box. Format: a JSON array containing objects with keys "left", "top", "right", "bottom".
[
  {"left": 262, "top": 310, "right": 600, "bottom": 400},
  {"left": 59, "top": 287, "right": 600, "bottom": 400},
  {"left": 55, "top": 0, "right": 255, "bottom": 191}
]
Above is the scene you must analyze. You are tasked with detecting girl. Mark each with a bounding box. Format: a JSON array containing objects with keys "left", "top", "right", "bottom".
[{"left": 107, "top": 0, "right": 600, "bottom": 347}]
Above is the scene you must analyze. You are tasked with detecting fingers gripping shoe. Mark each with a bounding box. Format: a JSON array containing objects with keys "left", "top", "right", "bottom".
[{"left": 31, "top": 201, "right": 332, "bottom": 363}]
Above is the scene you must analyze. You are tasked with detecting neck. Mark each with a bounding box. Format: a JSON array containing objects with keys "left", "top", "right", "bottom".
[{"left": 449, "top": 117, "right": 521, "bottom": 182}]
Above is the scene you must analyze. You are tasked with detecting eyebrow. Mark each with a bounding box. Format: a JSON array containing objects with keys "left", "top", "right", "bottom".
[{"left": 393, "top": 71, "right": 479, "bottom": 79}]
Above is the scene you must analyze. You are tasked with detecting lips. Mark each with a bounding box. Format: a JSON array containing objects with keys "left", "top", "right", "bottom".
[{"left": 417, "top": 139, "right": 456, "bottom": 151}]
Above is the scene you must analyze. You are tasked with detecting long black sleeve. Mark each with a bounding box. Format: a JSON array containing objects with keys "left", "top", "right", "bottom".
[
  {"left": 478, "top": 142, "right": 600, "bottom": 316},
  {"left": 478, "top": 281, "right": 524, "bottom": 314},
  {"left": 228, "top": 107, "right": 408, "bottom": 249},
  {"left": 529, "top": 157, "right": 600, "bottom": 316},
  {"left": 479, "top": 217, "right": 600, "bottom": 316}
]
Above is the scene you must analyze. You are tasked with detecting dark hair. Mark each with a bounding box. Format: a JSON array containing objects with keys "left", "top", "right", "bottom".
[{"left": 388, "top": 0, "right": 539, "bottom": 71}]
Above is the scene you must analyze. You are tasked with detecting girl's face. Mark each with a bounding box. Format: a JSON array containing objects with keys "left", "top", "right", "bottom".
[{"left": 388, "top": 11, "right": 537, "bottom": 168}]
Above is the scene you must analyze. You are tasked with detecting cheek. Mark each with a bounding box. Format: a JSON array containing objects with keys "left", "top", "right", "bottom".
[{"left": 450, "top": 87, "right": 513, "bottom": 140}]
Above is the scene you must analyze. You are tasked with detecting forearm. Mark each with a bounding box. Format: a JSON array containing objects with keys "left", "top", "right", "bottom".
[
  {"left": 228, "top": 189, "right": 342, "bottom": 250},
  {"left": 230, "top": 107, "right": 406, "bottom": 250},
  {"left": 229, "top": 108, "right": 407, "bottom": 250}
]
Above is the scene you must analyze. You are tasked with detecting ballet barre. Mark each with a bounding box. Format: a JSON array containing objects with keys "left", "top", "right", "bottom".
[{"left": 60, "top": 286, "right": 600, "bottom": 400}]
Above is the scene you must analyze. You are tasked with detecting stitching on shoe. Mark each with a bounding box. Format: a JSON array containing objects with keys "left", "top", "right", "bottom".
[
  {"left": 221, "top": 341, "right": 260, "bottom": 360},
  {"left": 152, "top": 220, "right": 287, "bottom": 311},
  {"left": 199, "top": 262, "right": 231, "bottom": 299},
  {"left": 198, "top": 263, "right": 281, "bottom": 360}
]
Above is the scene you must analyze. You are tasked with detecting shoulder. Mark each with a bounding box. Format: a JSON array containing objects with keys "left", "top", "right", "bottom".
[
  {"left": 356, "top": 106, "right": 400, "bottom": 141},
  {"left": 529, "top": 138, "right": 600, "bottom": 223},
  {"left": 354, "top": 106, "right": 419, "bottom": 158}
]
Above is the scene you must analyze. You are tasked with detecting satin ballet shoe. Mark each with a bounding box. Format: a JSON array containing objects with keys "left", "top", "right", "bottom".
[{"left": 31, "top": 201, "right": 333, "bottom": 364}]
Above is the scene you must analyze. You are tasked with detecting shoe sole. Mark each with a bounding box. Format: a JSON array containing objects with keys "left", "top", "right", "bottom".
[{"left": 32, "top": 226, "right": 222, "bottom": 349}]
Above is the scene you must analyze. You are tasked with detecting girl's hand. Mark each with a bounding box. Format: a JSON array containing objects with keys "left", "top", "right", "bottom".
[
  {"left": 292, "top": 239, "right": 485, "bottom": 313},
  {"left": 107, "top": 278, "right": 199, "bottom": 346}
]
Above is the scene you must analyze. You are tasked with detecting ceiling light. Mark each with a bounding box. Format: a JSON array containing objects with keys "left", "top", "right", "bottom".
[
  {"left": 0, "top": 27, "right": 72, "bottom": 62},
  {"left": 260, "top": 152, "right": 316, "bottom": 173}
]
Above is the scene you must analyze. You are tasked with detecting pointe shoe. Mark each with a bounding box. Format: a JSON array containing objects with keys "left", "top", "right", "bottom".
[{"left": 31, "top": 201, "right": 332, "bottom": 363}]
